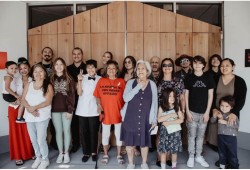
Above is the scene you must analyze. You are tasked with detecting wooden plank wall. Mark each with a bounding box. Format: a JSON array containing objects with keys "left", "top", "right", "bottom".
[{"left": 28, "top": 1, "right": 221, "bottom": 71}]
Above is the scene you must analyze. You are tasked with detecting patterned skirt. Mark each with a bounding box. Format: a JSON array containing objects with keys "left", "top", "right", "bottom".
[{"left": 157, "top": 125, "right": 182, "bottom": 154}]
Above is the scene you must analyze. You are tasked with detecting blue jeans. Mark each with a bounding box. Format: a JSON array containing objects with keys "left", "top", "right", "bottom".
[
  {"left": 218, "top": 134, "right": 239, "bottom": 169},
  {"left": 27, "top": 119, "right": 50, "bottom": 160},
  {"left": 186, "top": 111, "right": 207, "bottom": 157}
]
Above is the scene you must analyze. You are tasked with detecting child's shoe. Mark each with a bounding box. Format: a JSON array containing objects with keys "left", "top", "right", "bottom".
[{"left": 16, "top": 117, "right": 25, "bottom": 123}]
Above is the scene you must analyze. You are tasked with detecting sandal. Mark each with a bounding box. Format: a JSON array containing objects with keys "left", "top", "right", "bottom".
[
  {"left": 101, "top": 155, "right": 109, "bottom": 164},
  {"left": 15, "top": 160, "right": 24, "bottom": 166},
  {"left": 117, "top": 155, "right": 125, "bottom": 165}
]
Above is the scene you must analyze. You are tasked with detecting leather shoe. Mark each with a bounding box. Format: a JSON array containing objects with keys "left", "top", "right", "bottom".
[
  {"left": 92, "top": 155, "right": 97, "bottom": 162},
  {"left": 82, "top": 155, "right": 90, "bottom": 162}
]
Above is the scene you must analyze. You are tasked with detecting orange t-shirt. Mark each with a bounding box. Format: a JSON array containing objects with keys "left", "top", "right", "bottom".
[{"left": 94, "top": 78, "right": 125, "bottom": 124}]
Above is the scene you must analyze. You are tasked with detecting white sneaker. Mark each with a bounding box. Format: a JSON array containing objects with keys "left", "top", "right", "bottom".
[
  {"left": 56, "top": 153, "right": 64, "bottom": 164},
  {"left": 127, "top": 164, "right": 135, "bottom": 169},
  {"left": 141, "top": 163, "right": 149, "bottom": 169},
  {"left": 31, "top": 157, "right": 42, "bottom": 169},
  {"left": 187, "top": 157, "right": 194, "bottom": 168},
  {"left": 64, "top": 153, "right": 70, "bottom": 164},
  {"left": 195, "top": 156, "right": 209, "bottom": 167},
  {"left": 37, "top": 160, "right": 50, "bottom": 169}
]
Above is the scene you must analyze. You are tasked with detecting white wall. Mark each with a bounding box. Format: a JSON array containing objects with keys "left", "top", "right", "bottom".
[
  {"left": 0, "top": 2, "right": 27, "bottom": 137},
  {"left": 224, "top": 1, "right": 250, "bottom": 133}
]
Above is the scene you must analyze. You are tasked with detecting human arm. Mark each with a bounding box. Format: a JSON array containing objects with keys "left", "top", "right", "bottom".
[
  {"left": 123, "top": 79, "right": 142, "bottom": 102},
  {"left": 66, "top": 80, "right": 76, "bottom": 115},
  {"left": 202, "top": 88, "right": 214, "bottom": 123},
  {"left": 162, "top": 109, "right": 184, "bottom": 126},
  {"left": 77, "top": 70, "right": 84, "bottom": 96},
  {"left": 158, "top": 107, "right": 178, "bottom": 123},
  {"left": 185, "top": 89, "right": 193, "bottom": 122},
  {"left": 4, "top": 76, "right": 19, "bottom": 98}
]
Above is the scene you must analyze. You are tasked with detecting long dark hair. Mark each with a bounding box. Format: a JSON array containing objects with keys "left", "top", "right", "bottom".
[
  {"left": 50, "top": 57, "right": 73, "bottom": 91},
  {"left": 157, "top": 58, "right": 175, "bottom": 86},
  {"left": 32, "top": 64, "right": 51, "bottom": 96},
  {"left": 119, "top": 56, "right": 136, "bottom": 79},
  {"left": 208, "top": 54, "right": 222, "bottom": 70},
  {"left": 160, "top": 88, "right": 179, "bottom": 113}
]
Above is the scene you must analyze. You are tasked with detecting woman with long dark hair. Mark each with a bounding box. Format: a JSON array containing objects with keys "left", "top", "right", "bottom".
[{"left": 119, "top": 56, "right": 136, "bottom": 82}]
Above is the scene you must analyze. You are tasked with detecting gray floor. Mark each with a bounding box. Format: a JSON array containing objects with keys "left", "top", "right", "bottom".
[{"left": 0, "top": 145, "right": 250, "bottom": 169}]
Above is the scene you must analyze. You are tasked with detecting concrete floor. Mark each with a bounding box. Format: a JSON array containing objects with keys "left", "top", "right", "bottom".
[{"left": 1, "top": 145, "right": 250, "bottom": 169}]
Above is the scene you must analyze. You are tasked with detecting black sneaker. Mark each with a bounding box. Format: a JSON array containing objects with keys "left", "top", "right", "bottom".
[
  {"left": 16, "top": 118, "right": 25, "bottom": 123},
  {"left": 92, "top": 155, "right": 97, "bottom": 162},
  {"left": 166, "top": 160, "right": 172, "bottom": 166},
  {"left": 156, "top": 159, "right": 161, "bottom": 167}
]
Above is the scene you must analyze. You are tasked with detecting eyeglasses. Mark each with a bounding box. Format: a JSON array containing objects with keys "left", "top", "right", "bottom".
[
  {"left": 180, "top": 58, "right": 190, "bottom": 64},
  {"left": 162, "top": 63, "right": 173, "bottom": 68},
  {"left": 125, "top": 60, "right": 131, "bottom": 64}
]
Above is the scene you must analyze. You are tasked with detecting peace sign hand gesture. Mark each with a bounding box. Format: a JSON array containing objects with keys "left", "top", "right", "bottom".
[{"left": 77, "top": 69, "right": 84, "bottom": 81}]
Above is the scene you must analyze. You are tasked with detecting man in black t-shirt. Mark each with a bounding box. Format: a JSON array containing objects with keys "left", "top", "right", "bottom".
[
  {"left": 38, "top": 47, "right": 53, "bottom": 76},
  {"left": 67, "top": 47, "right": 86, "bottom": 153},
  {"left": 185, "top": 55, "right": 215, "bottom": 168}
]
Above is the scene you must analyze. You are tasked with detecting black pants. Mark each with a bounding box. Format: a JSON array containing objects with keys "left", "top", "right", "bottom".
[
  {"left": 79, "top": 116, "right": 99, "bottom": 155},
  {"left": 218, "top": 134, "right": 239, "bottom": 169},
  {"left": 71, "top": 113, "right": 80, "bottom": 148}
]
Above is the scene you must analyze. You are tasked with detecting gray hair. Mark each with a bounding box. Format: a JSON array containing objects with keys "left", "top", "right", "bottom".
[{"left": 135, "top": 59, "right": 152, "bottom": 77}]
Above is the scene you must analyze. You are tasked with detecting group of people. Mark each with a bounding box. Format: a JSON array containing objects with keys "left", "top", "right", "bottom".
[{"left": 2, "top": 47, "right": 247, "bottom": 169}]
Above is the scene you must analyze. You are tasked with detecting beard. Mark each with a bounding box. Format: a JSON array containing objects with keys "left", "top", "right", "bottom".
[{"left": 44, "top": 58, "right": 52, "bottom": 62}]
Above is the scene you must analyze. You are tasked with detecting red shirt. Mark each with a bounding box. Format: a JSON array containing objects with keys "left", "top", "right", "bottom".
[{"left": 94, "top": 78, "right": 125, "bottom": 124}]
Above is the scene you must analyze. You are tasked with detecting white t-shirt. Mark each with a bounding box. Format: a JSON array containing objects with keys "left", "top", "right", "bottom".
[
  {"left": 24, "top": 82, "right": 51, "bottom": 122},
  {"left": 75, "top": 74, "right": 101, "bottom": 117}
]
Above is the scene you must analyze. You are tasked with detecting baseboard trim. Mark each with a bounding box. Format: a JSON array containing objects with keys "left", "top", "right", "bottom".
[
  {"left": 238, "top": 131, "right": 250, "bottom": 150},
  {"left": 0, "top": 135, "right": 9, "bottom": 154}
]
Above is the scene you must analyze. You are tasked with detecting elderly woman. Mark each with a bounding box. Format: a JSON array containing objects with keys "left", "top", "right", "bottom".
[
  {"left": 22, "top": 64, "right": 53, "bottom": 169},
  {"left": 7, "top": 57, "right": 34, "bottom": 166},
  {"left": 121, "top": 60, "right": 158, "bottom": 169},
  {"left": 94, "top": 60, "right": 126, "bottom": 165}
]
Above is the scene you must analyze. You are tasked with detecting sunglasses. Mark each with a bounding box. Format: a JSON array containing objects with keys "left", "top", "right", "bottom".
[
  {"left": 180, "top": 58, "right": 190, "bottom": 64},
  {"left": 162, "top": 63, "right": 173, "bottom": 68},
  {"left": 125, "top": 60, "right": 131, "bottom": 64}
]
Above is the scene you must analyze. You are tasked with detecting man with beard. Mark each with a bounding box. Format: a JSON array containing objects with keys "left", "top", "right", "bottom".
[
  {"left": 67, "top": 47, "right": 87, "bottom": 153},
  {"left": 149, "top": 56, "right": 161, "bottom": 83},
  {"left": 175, "top": 54, "right": 193, "bottom": 80},
  {"left": 38, "top": 47, "right": 54, "bottom": 76}
]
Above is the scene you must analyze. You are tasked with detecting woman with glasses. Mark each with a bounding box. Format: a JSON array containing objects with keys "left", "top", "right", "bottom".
[
  {"left": 156, "top": 58, "right": 185, "bottom": 167},
  {"left": 119, "top": 56, "right": 137, "bottom": 82}
]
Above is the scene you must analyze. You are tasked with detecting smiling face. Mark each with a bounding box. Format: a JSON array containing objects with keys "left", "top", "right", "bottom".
[
  {"left": 33, "top": 66, "right": 46, "bottom": 81},
  {"left": 211, "top": 57, "right": 221, "bottom": 67},
  {"left": 86, "top": 65, "right": 96, "bottom": 77},
  {"left": 193, "top": 60, "right": 204, "bottom": 72},
  {"left": 6, "top": 64, "right": 17, "bottom": 76},
  {"left": 150, "top": 57, "right": 160, "bottom": 72},
  {"left": 220, "top": 101, "right": 232, "bottom": 113},
  {"left": 42, "top": 47, "right": 53, "bottom": 62},
  {"left": 220, "top": 60, "right": 234, "bottom": 76},
  {"left": 19, "top": 64, "right": 30, "bottom": 77},
  {"left": 102, "top": 52, "right": 112, "bottom": 65},
  {"left": 162, "top": 60, "right": 173, "bottom": 75},
  {"left": 180, "top": 58, "right": 190, "bottom": 69},
  {"left": 107, "top": 64, "right": 117, "bottom": 78},
  {"left": 72, "top": 49, "right": 83, "bottom": 64},
  {"left": 54, "top": 59, "right": 65, "bottom": 75}
]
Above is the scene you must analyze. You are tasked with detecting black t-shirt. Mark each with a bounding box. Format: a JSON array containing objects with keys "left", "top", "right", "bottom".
[
  {"left": 67, "top": 62, "right": 86, "bottom": 82},
  {"left": 37, "top": 62, "right": 53, "bottom": 76},
  {"left": 185, "top": 72, "right": 215, "bottom": 113}
]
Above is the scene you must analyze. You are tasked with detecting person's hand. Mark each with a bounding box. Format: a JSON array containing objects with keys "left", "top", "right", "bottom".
[
  {"left": 227, "top": 113, "right": 237, "bottom": 126},
  {"left": 171, "top": 113, "right": 178, "bottom": 119},
  {"left": 162, "top": 121, "right": 169, "bottom": 127},
  {"left": 31, "top": 110, "right": 39, "bottom": 117},
  {"left": 77, "top": 69, "right": 84, "bottom": 81},
  {"left": 27, "top": 106, "right": 37, "bottom": 113},
  {"left": 212, "top": 109, "right": 220, "bottom": 118},
  {"left": 203, "top": 113, "right": 209, "bottom": 123},
  {"left": 217, "top": 113, "right": 223, "bottom": 119},
  {"left": 138, "top": 79, "right": 147, "bottom": 89},
  {"left": 97, "top": 104, "right": 103, "bottom": 114},
  {"left": 218, "top": 119, "right": 227, "bottom": 125},
  {"left": 186, "top": 111, "right": 193, "bottom": 122},
  {"left": 66, "top": 113, "right": 72, "bottom": 120}
]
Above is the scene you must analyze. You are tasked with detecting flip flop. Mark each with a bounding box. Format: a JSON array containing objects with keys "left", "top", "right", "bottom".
[
  {"left": 15, "top": 160, "right": 24, "bottom": 166},
  {"left": 117, "top": 155, "right": 125, "bottom": 165},
  {"left": 101, "top": 155, "right": 109, "bottom": 165}
]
